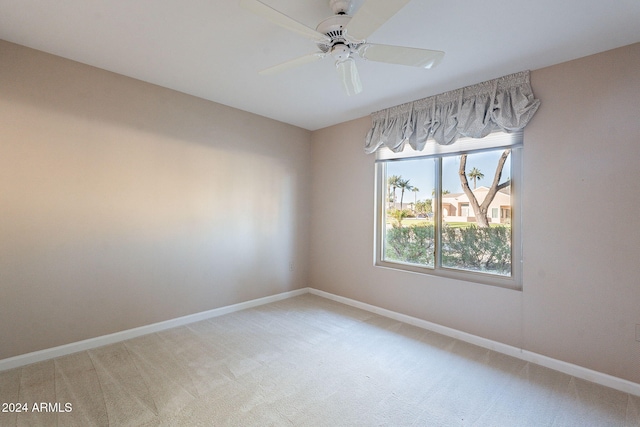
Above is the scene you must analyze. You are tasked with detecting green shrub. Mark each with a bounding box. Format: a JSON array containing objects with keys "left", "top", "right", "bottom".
[
  {"left": 384, "top": 224, "right": 511, "bottom": 275},
  {"left": 385, "top": 224, "right": 435, "bottom": 266},
  {"left": 441, "top": 225, "right": 511, "bottom": 274}
]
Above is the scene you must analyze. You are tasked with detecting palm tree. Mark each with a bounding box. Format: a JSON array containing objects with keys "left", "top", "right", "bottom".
[
  {"left": 412, "top": 186, "right": 420, "bottom": 210},
  {"left": 397, "top": 178, "right": 412, "bottom": 210},
  {"left": 432, "top": 188, "right": 451, "bottom": 196},
  {"left": 468, "top": 167, "right": 484, "bottom": 189},
  {"left": 391, "top": 209, "right": 408, "bottom": 227},
  {"left": 387, "top": 175, "right": 402, "bottom": 208}
]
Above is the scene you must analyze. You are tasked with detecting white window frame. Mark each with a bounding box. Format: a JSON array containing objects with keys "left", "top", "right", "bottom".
[{"left": 373, "top": 132, "right": 523, "bottom": 290}]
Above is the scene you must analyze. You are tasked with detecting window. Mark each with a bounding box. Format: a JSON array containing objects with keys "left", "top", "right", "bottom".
[
  {"left": 460, "top": 203, "right": 470, "bottom": 218},
  {"left": 375, "top": 132, "right": 522, "bottom": 289}
]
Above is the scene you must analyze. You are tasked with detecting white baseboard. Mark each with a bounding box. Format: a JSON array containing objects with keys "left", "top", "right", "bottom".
[
  {"left": 308, "top": 288, "right": 640, "bottom": 397},
  {"left": 0, "top": 288, "right": 309, "bottom": 372},
  {"left": 3, "top": 286, "right": 638, "bottom": 398}
]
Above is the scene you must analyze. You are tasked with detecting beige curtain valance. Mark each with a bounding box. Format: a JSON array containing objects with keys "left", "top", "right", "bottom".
[{"left": 364, "top": 71, "right": 540, "bottom": 154}]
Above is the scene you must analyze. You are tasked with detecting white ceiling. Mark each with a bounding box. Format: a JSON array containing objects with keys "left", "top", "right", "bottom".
[{"left": 1, "top": 0, "right": 639, "bottom": 130}]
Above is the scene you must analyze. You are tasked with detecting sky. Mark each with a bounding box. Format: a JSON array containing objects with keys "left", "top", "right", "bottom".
[{"left": 386, "top": 149, "right": 511, "bottom": 204}]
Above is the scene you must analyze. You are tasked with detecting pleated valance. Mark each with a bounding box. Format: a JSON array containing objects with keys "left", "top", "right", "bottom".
[{"left": 364, "top": 71, "right": 540, "bottom": 154}]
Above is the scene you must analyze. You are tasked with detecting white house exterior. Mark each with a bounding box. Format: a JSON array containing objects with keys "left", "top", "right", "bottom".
[{"left": 441, "top": 186, "right": 511, "bottom": 224}]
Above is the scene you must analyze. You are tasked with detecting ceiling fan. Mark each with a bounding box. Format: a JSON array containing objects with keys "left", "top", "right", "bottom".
[{"left": 241, "top": 0, "right": 445, "bottom": 95}]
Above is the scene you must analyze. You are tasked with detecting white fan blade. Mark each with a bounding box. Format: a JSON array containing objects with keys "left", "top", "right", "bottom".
[
  {"left": 344, "top": 0, "right": 411, "bottom": 41},
  {"left": 358, "top": 44, "right": 444, "bottom": 68},
  {"left": 336, "top": 58, "right": 363, "bottom": 96},
  {"left": 240, "top": 0, "right": 330, "bottom": 43},
  {"left": 259, "top": 52, "right": 328, "bottom": 75}
]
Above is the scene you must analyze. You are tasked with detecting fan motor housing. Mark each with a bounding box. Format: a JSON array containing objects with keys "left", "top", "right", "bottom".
[{"left": 316, "top": 14, "right": 351, "bottom": 41}]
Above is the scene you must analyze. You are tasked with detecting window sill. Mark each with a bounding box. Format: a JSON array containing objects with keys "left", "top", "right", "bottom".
[{"left": 375, "top": 260, "right": 522, "bottom": 291}]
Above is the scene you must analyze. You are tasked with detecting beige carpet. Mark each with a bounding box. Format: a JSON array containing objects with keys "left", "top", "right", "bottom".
[{"left": 0, "top": 294, "right": 638, "bottom": 426}]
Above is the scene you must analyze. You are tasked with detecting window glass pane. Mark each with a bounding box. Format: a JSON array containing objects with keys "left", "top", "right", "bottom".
[
  {"left": 440, "top": 150, "right": 512, "bottom": 276},
  {"left": 382, "top": 159, "right": 436, "bottom": 268}
]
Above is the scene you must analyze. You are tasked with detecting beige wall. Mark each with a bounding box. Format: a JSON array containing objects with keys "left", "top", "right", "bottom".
[
  {"left": 0, "top": 40, "right": 312, "bottom": 360},
  {"left": 310, "top": 43, "right": 640, "bottom": 384}
]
